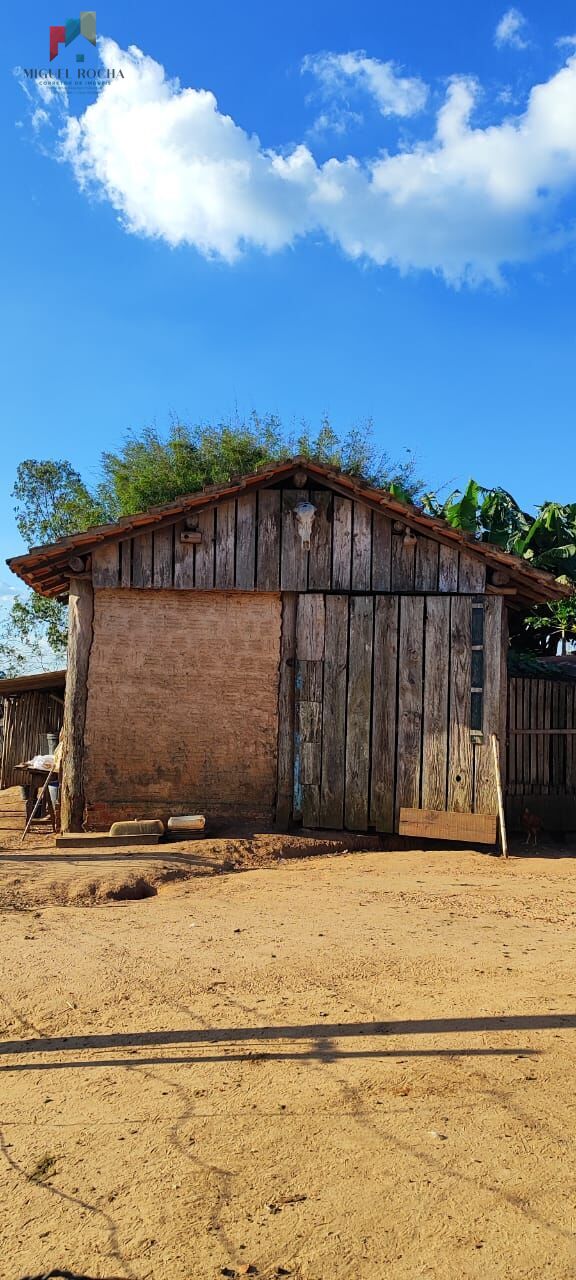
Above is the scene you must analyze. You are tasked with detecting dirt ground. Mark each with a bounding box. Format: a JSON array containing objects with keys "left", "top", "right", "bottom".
[{"left": 1, "top": 791, "right": 576, "bottom": 1280}]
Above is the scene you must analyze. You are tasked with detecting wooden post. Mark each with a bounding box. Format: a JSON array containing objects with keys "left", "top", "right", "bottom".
[
  {"left": 491, "top": 733, "right": 508, "bottom": 859},
  {"left": 60, "top": 577, "right": 93, "bottom": 833}
]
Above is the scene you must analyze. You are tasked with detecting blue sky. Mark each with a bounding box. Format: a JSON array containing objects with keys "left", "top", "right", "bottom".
[{"left": 2, "top": 0, "right": 576, "bottom": 598}]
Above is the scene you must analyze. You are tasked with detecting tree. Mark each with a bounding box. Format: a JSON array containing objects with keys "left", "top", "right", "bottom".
[
  {"left": 423, "top": 482, "right": 576, "bottom": 654},
  {"left": 5, "top": 415, "right": 423, "bottom": 668},
  {"left": 99, "top": 415, "right": 422, "bottom": 515},
  {"left": 1, "top": 460, "right": 114, "bottom": 672}
]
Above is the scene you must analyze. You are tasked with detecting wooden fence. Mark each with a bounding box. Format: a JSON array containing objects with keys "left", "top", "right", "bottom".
[
  {"left": 506, "top": 676, "right": 576, "bottom": 830},
  {"left": 0, "top": 691, "right": 63, "bottom": 790}
]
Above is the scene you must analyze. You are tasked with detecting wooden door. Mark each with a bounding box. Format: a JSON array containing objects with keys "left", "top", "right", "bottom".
[
  {"left": 292, "top": 593, "right": 376, "bottom": 831},
  {"left": 278, "top": 591, "right": 504, "bottom": 833}
]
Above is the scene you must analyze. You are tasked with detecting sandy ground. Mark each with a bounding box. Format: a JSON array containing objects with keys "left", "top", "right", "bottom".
[{"left": 1, "top": 793, "right": 576, "bottom": 1279}]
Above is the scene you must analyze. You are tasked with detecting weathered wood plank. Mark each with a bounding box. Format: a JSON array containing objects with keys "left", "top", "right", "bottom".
[
  {"left": 522, "top": 677, "right": 531, "bottom": 792},
  {"left": 215, "top": 500, "right": 236, "bottom": 589},
  {"left": 536, "top": 679, "right": 545, "bottom": 789},
  {"left": 399, "top": 808, "right": 497, "bottom": 845},
  {"left": 458, "top": 551, "right": 486, "bottom": 593},
  {"left": 194, "top": 508, "right": 216, "bottom": 589},
  {"left": 296, "top": 594, "right": 325, "bottom": 828},
  {"left": 235, "top": 492, "right": 256, "bottom": 590},
  {"left": 473, "top": 597, "right": 503, "bottom": 815},
  {"left": 565, "top": 691, "right": 573, "bottom": 788},
  {"left": 542, "top": 681, "right": 551, "bottom": 790},
  {"left": 551, "top": 682, "right": 562, "bottom": 790},
  {"left": 281, "top": 490, "right": 309, "bottom": 591},
  {"left": 257, "top": 489, "right": 281, "bottom": 590},
  {"left": 308, "top": 492, "right": 332, "bottom": 591},
  {"left": 296, "top": 593, "right": 325, "bottom": 660},
  {"left": 508, "top": 675, "right": 517, "bottom": 794},
  {"left": 345, "top": 596, "right": 373, "bottom": 830},
  {"left": 529, "top": 675, "right": 539, "bottom": 787},
  {"left": 60, "top": 578, "right": 93, "bottom": 833},
  {"left": 276, "top": 593, "right": 296, "bottom": 826},
  {"left": 320, "top": 595, "right": 348, "bottom": 829},
  {"left": 332, "top": 496, "right": 352, "bottom": 590},
  {"left": 395, "top": 596, "right": 424, "bottom": 821},
  {"left": 372, "top": 512, "right": 391, "bottom": 591},
  {"left": 421, "top": 596, "right": 450, "bottom": 810},
  {"left": 131, "top": 532, "right": 153, "bottom": 588},
  {"left": 153, "top": 526, "right": 173, "bottom": 588},
  {"left": 415, "top": 538, "right": 439, "bottom": 592},
  {"left": 438, "top": 544, "right": 458, "bottom": 592},
  {"left": 92, "top": 542, "right": 119, "bottom": 589},
  {"left": 370, "top": 595, "right": 399, "bottom": 832},
  {"left": 352, "top": 503, "right": 372, "bottom": 591},
  {"left": 447, "top": 596, "right": 473, "bottom": 811},
  {"left": 120, "top": 540, "right": 132, "bottom": 588},
  {"left": 174, "top": 520, "right": 195, "bottom": 588},
  {"left": 391, "top": 531, "right": 415, "bottom": 591}
]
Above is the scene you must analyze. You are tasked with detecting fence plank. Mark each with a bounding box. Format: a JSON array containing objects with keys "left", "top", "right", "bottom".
[
  {"left": 508, "top": 678, "right": 517, "bottom": 794},
  {"left": 565, "top": 691, "right": 573, "bottom": 788}
]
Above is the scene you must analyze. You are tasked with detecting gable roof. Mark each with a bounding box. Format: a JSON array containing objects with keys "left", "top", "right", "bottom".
[{"left": 6, "top": 457, "right": 571, "bottom": 607}]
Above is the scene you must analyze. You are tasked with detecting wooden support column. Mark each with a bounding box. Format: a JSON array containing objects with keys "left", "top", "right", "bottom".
[{"left": 60, "top": 577, "right": 94, "bottom": 833}]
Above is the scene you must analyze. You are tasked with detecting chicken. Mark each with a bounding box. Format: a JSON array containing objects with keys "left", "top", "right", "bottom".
[{"left": 521, "top": 807, "right": 542, "bottom": 847}]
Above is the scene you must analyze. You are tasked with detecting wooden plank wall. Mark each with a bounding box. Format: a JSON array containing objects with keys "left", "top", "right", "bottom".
[
  {"left": 288, "top": 592, "right": 504, "bottom": 832},
  {"left": 0, "top": 691, "right": 63, "bottom": 790},
  {"left": 507, "top": 677, "right": 576, "bottom": 796},
  {"left": 506, "top": 676, "right": 576, "bottom": 831},
  {"left": 92, "top": 490, "right": 487, "bottom": 596}
]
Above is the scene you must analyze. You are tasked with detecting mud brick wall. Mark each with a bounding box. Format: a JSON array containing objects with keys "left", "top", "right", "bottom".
[{"left": 84, "top": 589, "right": 281, "bottom": 828}]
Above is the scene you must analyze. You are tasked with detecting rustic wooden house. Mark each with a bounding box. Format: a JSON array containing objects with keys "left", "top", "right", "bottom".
[
  {"left": 7, "top": 459, "right": 570, "bottom": 836},
  {"left": 0, "top": 669, "right": 65, "bottom": 791}
]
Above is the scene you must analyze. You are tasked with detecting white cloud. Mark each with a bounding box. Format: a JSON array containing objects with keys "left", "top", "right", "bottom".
[
  {"left": 557, "top": 35, "right": 576, "bottom": 49},
  {"left": 303, "top": 51, "right": 428, "bottom": 120},
  {"left": 495, "top": 8, "right": 530, "bottom": 50},
  {"left": 20, "top": 38, "right": 576, "bottom": 287}
]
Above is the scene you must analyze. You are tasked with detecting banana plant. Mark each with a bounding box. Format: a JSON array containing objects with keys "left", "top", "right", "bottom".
[{"left": 423, "top": 482, "right": 576, "bottom": 654}]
